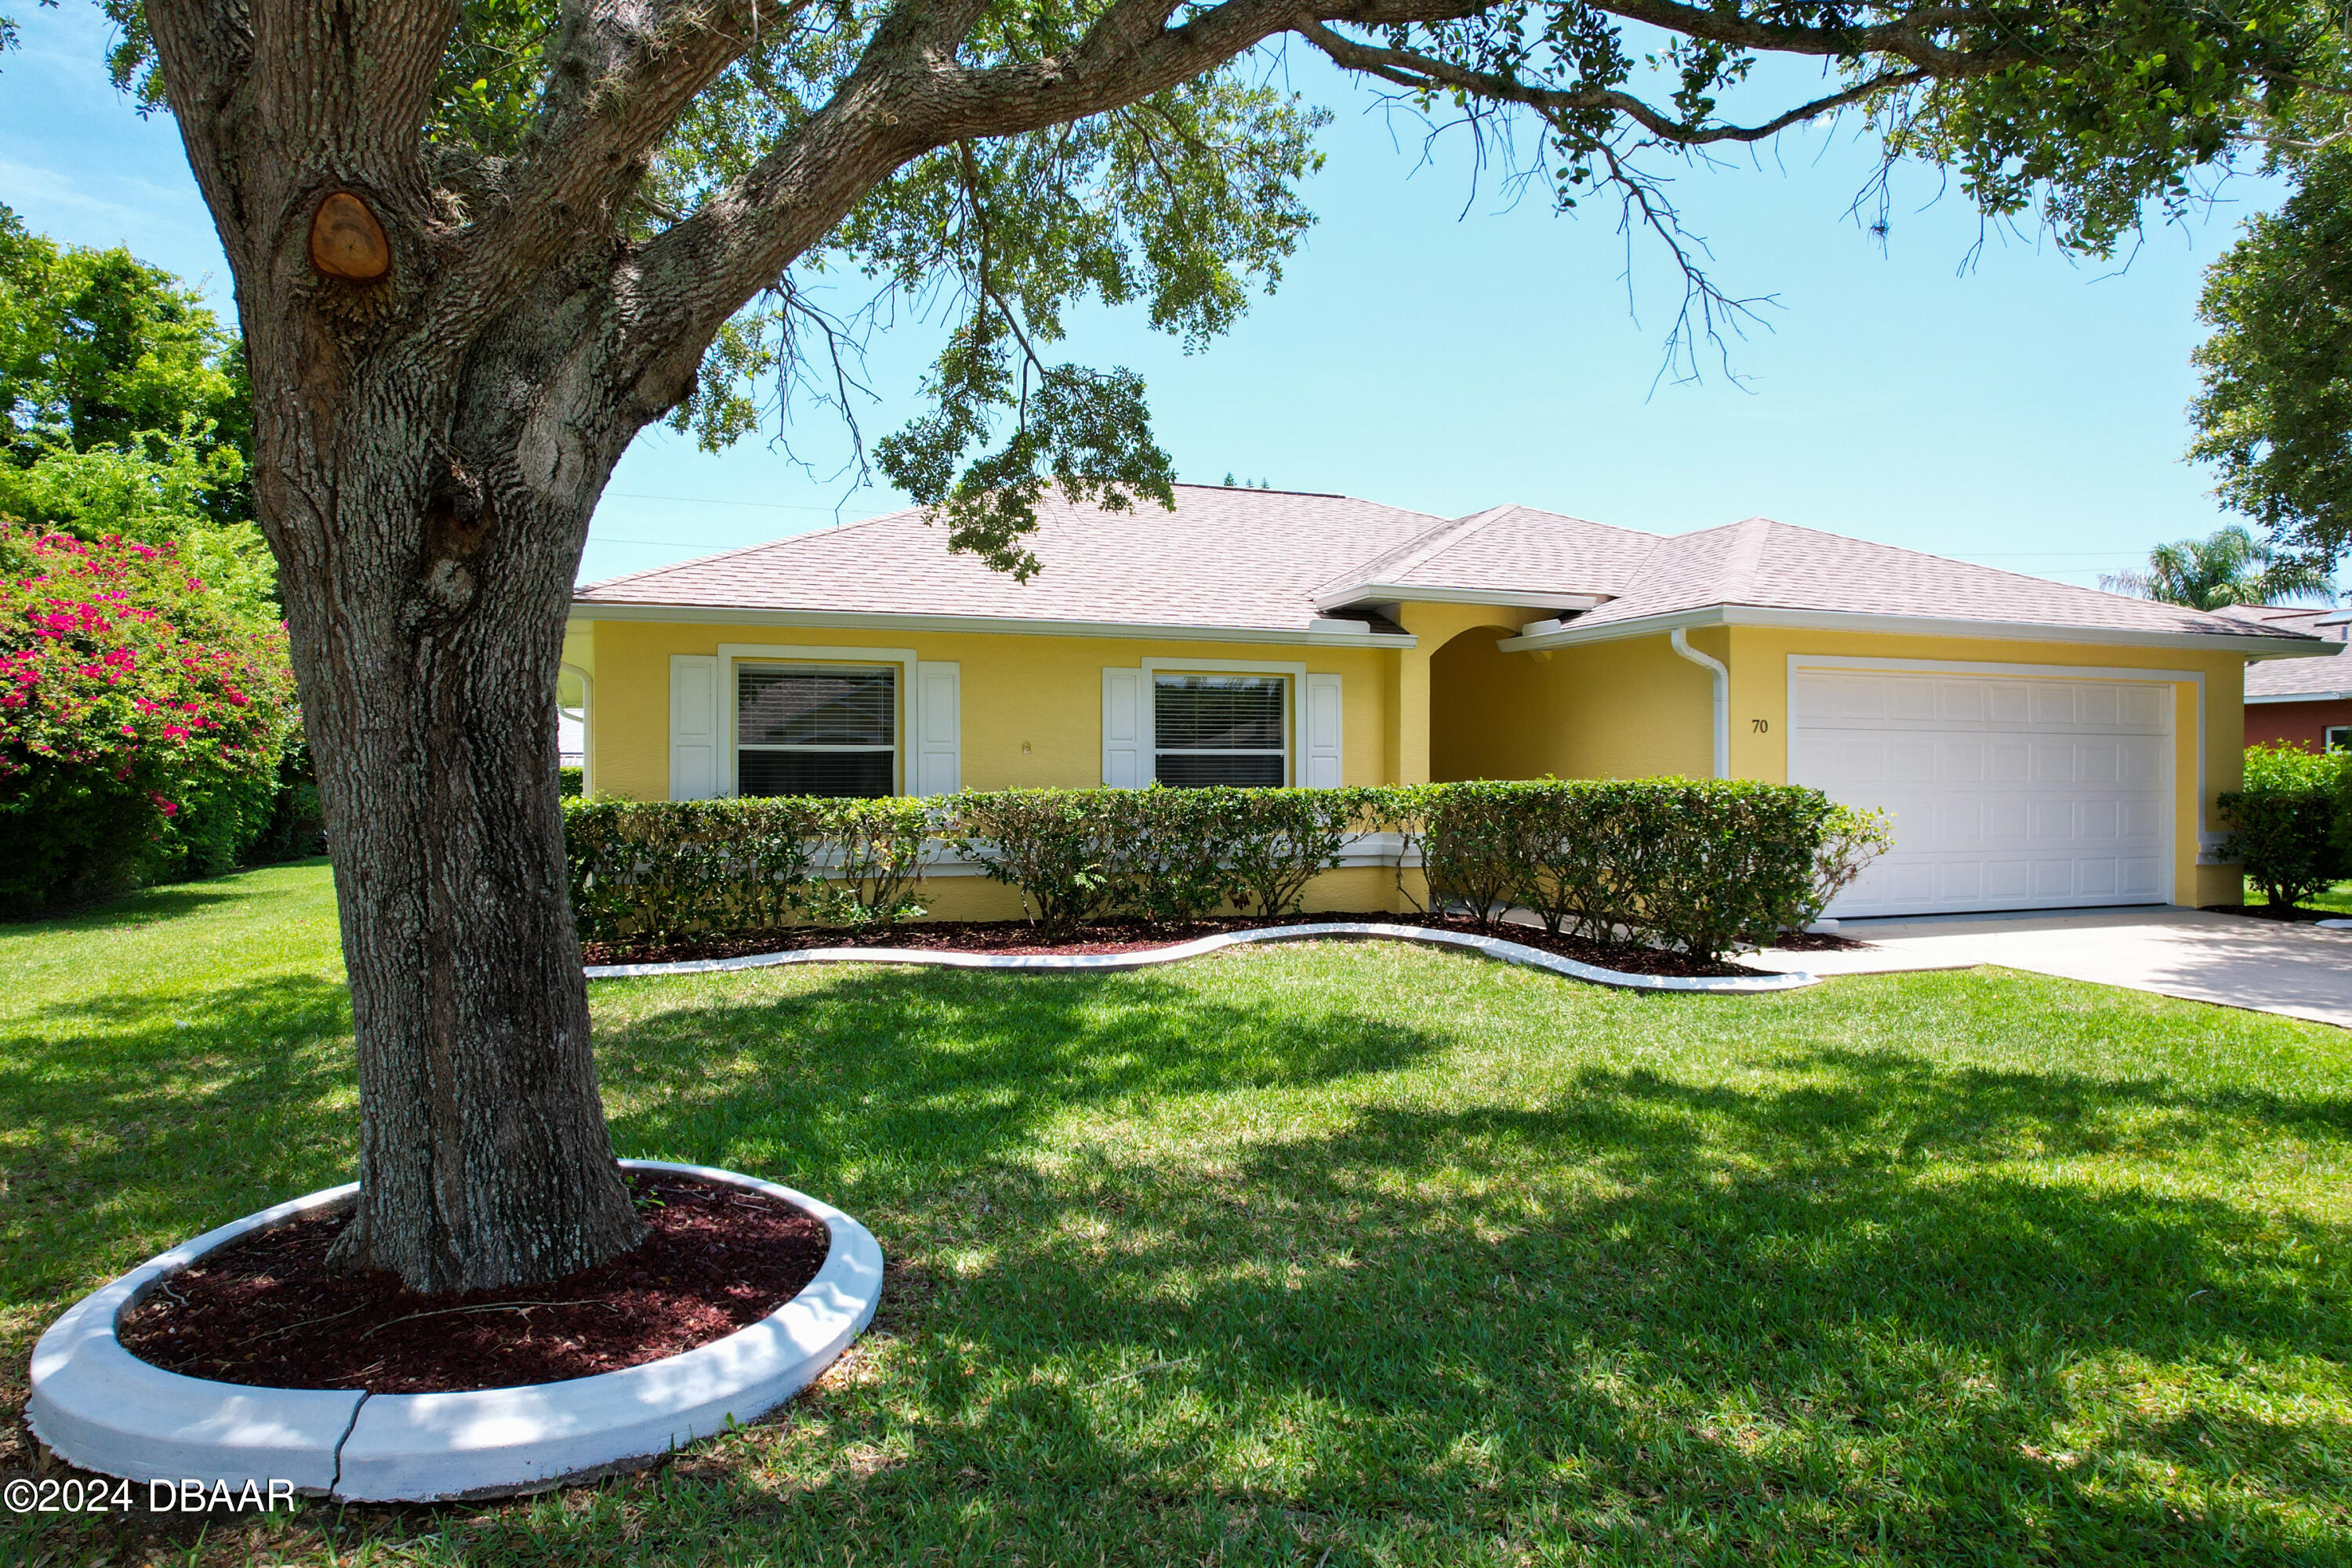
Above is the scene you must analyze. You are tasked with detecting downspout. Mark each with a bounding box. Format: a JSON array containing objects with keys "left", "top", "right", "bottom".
[{"left": 1669, "top": 628, "right": 1730, "bottom": 780}]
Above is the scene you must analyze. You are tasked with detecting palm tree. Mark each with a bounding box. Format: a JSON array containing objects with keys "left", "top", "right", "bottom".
[{"left": 2100, "top": 525, "right": 2337, "bottom": 609}]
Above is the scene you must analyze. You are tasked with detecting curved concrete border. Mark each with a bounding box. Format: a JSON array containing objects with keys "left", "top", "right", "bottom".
[
  {"left": 27, "top": 1160, "right": 884, "bottom": 1503},
  {"left": 586, "top": 920, "right": 1819, "bottom": 994}
]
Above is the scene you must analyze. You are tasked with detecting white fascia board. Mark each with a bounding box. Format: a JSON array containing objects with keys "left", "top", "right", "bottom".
[
  {"left": 1310, "top": 582, "right": 1607, "bottom": 613},
  {"left": 1498, "top": 603, "right": 2330, "bottom": 657},
  {"left": 568, "top": 599, "right": 1417, "bottom": 649},
  {"left": 2245, "top": 689, "right": 2352, "bottom": 704}
]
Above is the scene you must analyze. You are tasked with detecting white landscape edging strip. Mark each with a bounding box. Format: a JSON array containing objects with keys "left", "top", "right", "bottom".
[
  {"left": 585, "top": 920, "right": 1818, "bottom": 993},
  {"left": 26, "top": 1160, "right": 885, "bottom": 1504}
]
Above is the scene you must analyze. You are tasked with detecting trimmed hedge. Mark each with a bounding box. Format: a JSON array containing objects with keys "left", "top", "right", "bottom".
[
  {"left": 1404, "top": 779, "right": 1888, "bottom": 961},
  {"left": 564, "top": 779, "right": 1878, "bottom": 958},
  {"left": 948, "top": 786, "right": 1389, "bottom": 936},
  {"left": 2219, "top": 743, "right": 2349, "bottom": 909},
  {"left": 564, "top": 796, "right": 935, "bottom": 942}
]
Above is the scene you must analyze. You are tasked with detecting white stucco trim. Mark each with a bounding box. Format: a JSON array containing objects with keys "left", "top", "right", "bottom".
[
  {"left": 2245, "top": 688, "right": 2352, "bottom": 705},
  {"left": 715, "top": 644, "right": 919, "bottom": 797},
  {"left": 1499, "top": 603, "right": 2327, "bottom": 658},
  {"left": 571, "top": 603, "right": 1415, "bottom": 648},
  {"left": 558, "top": 662, "right": 593, "bottom": 797},
  {"left": 1785, "top": 653, "right": 2223, "bottom": 864}
]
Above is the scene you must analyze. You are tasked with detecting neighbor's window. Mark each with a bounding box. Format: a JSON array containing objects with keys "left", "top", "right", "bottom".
[
  {"left": 2328, "top": 725, "right": 2351, "bottom": 753},
  {"left": 736, "top": 664, "right": 896, "bottom": 797},
  {"left": 1153, "top": 673, "right": 1286, "bottom": 787}
]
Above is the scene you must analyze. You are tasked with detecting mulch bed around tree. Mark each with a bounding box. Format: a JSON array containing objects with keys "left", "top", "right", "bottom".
[
  {"left": 582, "top": 911, "right": 1789, "bottom": 979},
  {"left": 115, "top": 1172, "right": 830, "bottom": 1394},
  {"left": 2201, "top": 902, "right": 2349, "bottom": 924}
]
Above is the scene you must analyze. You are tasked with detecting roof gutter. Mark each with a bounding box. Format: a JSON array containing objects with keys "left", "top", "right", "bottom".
[
  {"left": 1668, "top": 628, "right": 1730, "bottom": 779},
  {"left": 1497, "top": 604, "right": 2332, "bottom": 657},
  {"left": 2245, "top": 689, "right": 2352, "bottom": 705},
  {"left": 567, "top": 599, "right": 1418, "bottom": 649}
]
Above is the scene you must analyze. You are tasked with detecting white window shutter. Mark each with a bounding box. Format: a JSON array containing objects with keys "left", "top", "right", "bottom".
[
  {"left": 1103, "top": 667, "right": 1145, "bottom": 787},
  {"left": 1304, "top": 673, "right": 1344, "bottom": 788},
  {"left": 915, "top": 661, "right": 961, "bottom": 796},
  {"left": 669, "top": 654, "right": 720, "bottom": 800}
]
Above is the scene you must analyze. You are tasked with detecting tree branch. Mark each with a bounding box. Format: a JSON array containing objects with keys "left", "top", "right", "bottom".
[{"left": 1299, "top": 20, "right": 1930, "bottom": 147}]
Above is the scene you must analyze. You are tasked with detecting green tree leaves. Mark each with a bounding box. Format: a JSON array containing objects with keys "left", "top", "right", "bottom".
[
  {"left": 0, "top": 203, "right": 252, "bottom": 526},
  {"left": 2190, "top": 122, "right": 2352, "bottom": 567}
]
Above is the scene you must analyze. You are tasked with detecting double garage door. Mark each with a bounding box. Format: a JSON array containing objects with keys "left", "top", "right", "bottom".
[{"left": 1790, "top": 667, "right": 2174, "bottom": 918}]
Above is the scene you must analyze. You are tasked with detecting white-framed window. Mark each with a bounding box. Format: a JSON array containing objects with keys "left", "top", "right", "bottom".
[
  {"left": 1152, "top": 673, "right": 1288, "bottom": 786},
  {"left": 736, "top": 662, "right": 897, "bottom": 797},
  {"left": 2326, "top": 725, "right": 2350, "bottom": 752}
]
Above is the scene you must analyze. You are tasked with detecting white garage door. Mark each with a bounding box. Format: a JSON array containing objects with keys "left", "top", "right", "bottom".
[{"left": 1790, "top": 668, "right": 2173, "bottom": 918}]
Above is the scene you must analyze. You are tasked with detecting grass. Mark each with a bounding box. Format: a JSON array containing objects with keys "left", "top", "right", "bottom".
[
  {"left": 2244, "top": 878, "right": 2352, "bottom": 916},
  {"left": 5, "top": 863, "right": 2351, "bottom": 1566}
]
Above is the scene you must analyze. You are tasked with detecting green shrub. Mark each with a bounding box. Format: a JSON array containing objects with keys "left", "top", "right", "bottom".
[
  {"left": 946, "top": 789, "right": 1122, "bottom": 937},
  {"left": 1405, "top": 778, "right": 1853, "bottom": 960},
  {"left": 558, "top": 765, "right": 583, "bottom": 798},
  {"left": 561, "top": 780, "right": 1870, "bottom": 960},
  {"left": 1799, "top": 803, "right": 1897, "bottom": 927},
  {"left": 2241, "top": 741, "right": 2343, "bottom": 791},
  {"left": 1222, "top": 786, "right": 1388, "bottom": 916},
  {"left": 1100, "top": 786, "right": 1242, "bottom": 924},
  {"left": 1410, "top": 781, "right": 1531, "bottom": 928},
  {"left": 564, "top": 797, "right": 828, "bottom": 942},
  {"left": 807, "top": 795, "right": 934, "bottom": 929},
  {"left": 0, "top": 528, "right": 296, "bottom": 909},
  {"left": 2220, "top": 743, "right": 2347, "bottom": 909},
  {"left": 1621, "top": 780, "right": 1842, "bottom": 961}
]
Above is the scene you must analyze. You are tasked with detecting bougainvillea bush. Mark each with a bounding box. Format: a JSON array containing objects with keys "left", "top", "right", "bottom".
[{"left": 0, "top": 526, "right": 296, "bottom": 908}]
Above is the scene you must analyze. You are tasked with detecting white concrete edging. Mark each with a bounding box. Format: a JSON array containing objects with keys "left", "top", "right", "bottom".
[
  {"left": 27, "top": 1160, "right": 884, "bottom": 1503},
  {"left": 586, "top": 920, "right": 1818, "bottom": 994}
]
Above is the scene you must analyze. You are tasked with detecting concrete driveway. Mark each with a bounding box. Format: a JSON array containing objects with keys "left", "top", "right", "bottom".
[{"left": 1755, "top": 907, "right": 2352, "bottom": 1029}]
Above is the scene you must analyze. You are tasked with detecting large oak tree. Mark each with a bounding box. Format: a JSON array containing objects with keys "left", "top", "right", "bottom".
[{"left": 14, "top": 0, "right": 2332, "bottom": 1290}]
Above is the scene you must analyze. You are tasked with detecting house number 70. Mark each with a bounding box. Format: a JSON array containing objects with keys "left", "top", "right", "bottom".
[{"left": 1751, "top": 718, "right": 1769, "bottom": 732}]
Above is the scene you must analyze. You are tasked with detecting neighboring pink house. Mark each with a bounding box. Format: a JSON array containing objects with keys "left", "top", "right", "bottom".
[{"left": 2223, "top": 605, "right": 2352, "bottom": 750}]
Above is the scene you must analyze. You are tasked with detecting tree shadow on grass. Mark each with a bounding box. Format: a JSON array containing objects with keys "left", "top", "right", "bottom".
[
  {"left": 0, "top": 972, "right": 357, "bottom": 1319},
  {"left": 597, "top": 964, "right": 1446, "bottom": 1192},
  {"left": 580, "top": 982, "right": 2352, "bottom": 1564}
]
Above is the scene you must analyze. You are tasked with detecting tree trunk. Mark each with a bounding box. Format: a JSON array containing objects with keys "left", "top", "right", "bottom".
[{"left": 252, "top": 314, "right": 648, "bottom": 1294}]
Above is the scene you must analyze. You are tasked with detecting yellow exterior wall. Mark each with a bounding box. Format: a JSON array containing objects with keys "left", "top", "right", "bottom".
[
  {"left": 1720, "top": 626, "right": 2249, "bottom": 908},
  {"left": 574, "top": 611, "right": 2256, "bottom": 913},
  {"left": 1392, "top": 602, "right": 1549, "bottom": 783},
  {"left": 580, "top": 618, "right": 1393, "bottom": 802}
]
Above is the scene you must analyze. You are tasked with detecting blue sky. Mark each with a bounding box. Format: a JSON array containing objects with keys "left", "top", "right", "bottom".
[{"left": 0, "top": 5, "right": 2288, "bottom": 590}]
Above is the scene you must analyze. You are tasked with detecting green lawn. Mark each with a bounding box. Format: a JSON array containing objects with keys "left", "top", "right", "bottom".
[
  {"left": 5, "top": 863, "right": 2351, "bottom": 1566},
  {"left": 2245, "top": 879, "right": 2352, "bottom": 916}
]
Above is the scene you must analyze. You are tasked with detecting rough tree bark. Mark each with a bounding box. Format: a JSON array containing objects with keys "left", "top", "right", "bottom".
[
  {"left": 138, "top": 0, "right": 1338, "bottom": 1293},
  {"left": 129, "top": 0, "right": 2063, "bottom": 1292}
]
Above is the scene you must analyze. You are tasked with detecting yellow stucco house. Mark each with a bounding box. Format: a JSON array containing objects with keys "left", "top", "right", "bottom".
[{"left": 565, "top": 485, "right": 2324, "bottom": 921}]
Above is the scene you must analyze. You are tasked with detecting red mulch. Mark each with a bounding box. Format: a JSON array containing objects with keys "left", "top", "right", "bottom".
[
  {"left": 2201, "top": 902, "right": 2349, "bottom": 924},
  {"left": 116, "top": 1173, "right": 829, "bottom": 1394},
  {"left": 583, "top": 910, "right": 1783, "bottom": 978}
]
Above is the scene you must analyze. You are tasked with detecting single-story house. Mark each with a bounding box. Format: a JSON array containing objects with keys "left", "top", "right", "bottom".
[
  {"left": 2220, "top": 604, "right": 2352, "bottom": 751},
  {"left": 566, "top": 485, "right": 2327, "bottom": 920}
]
